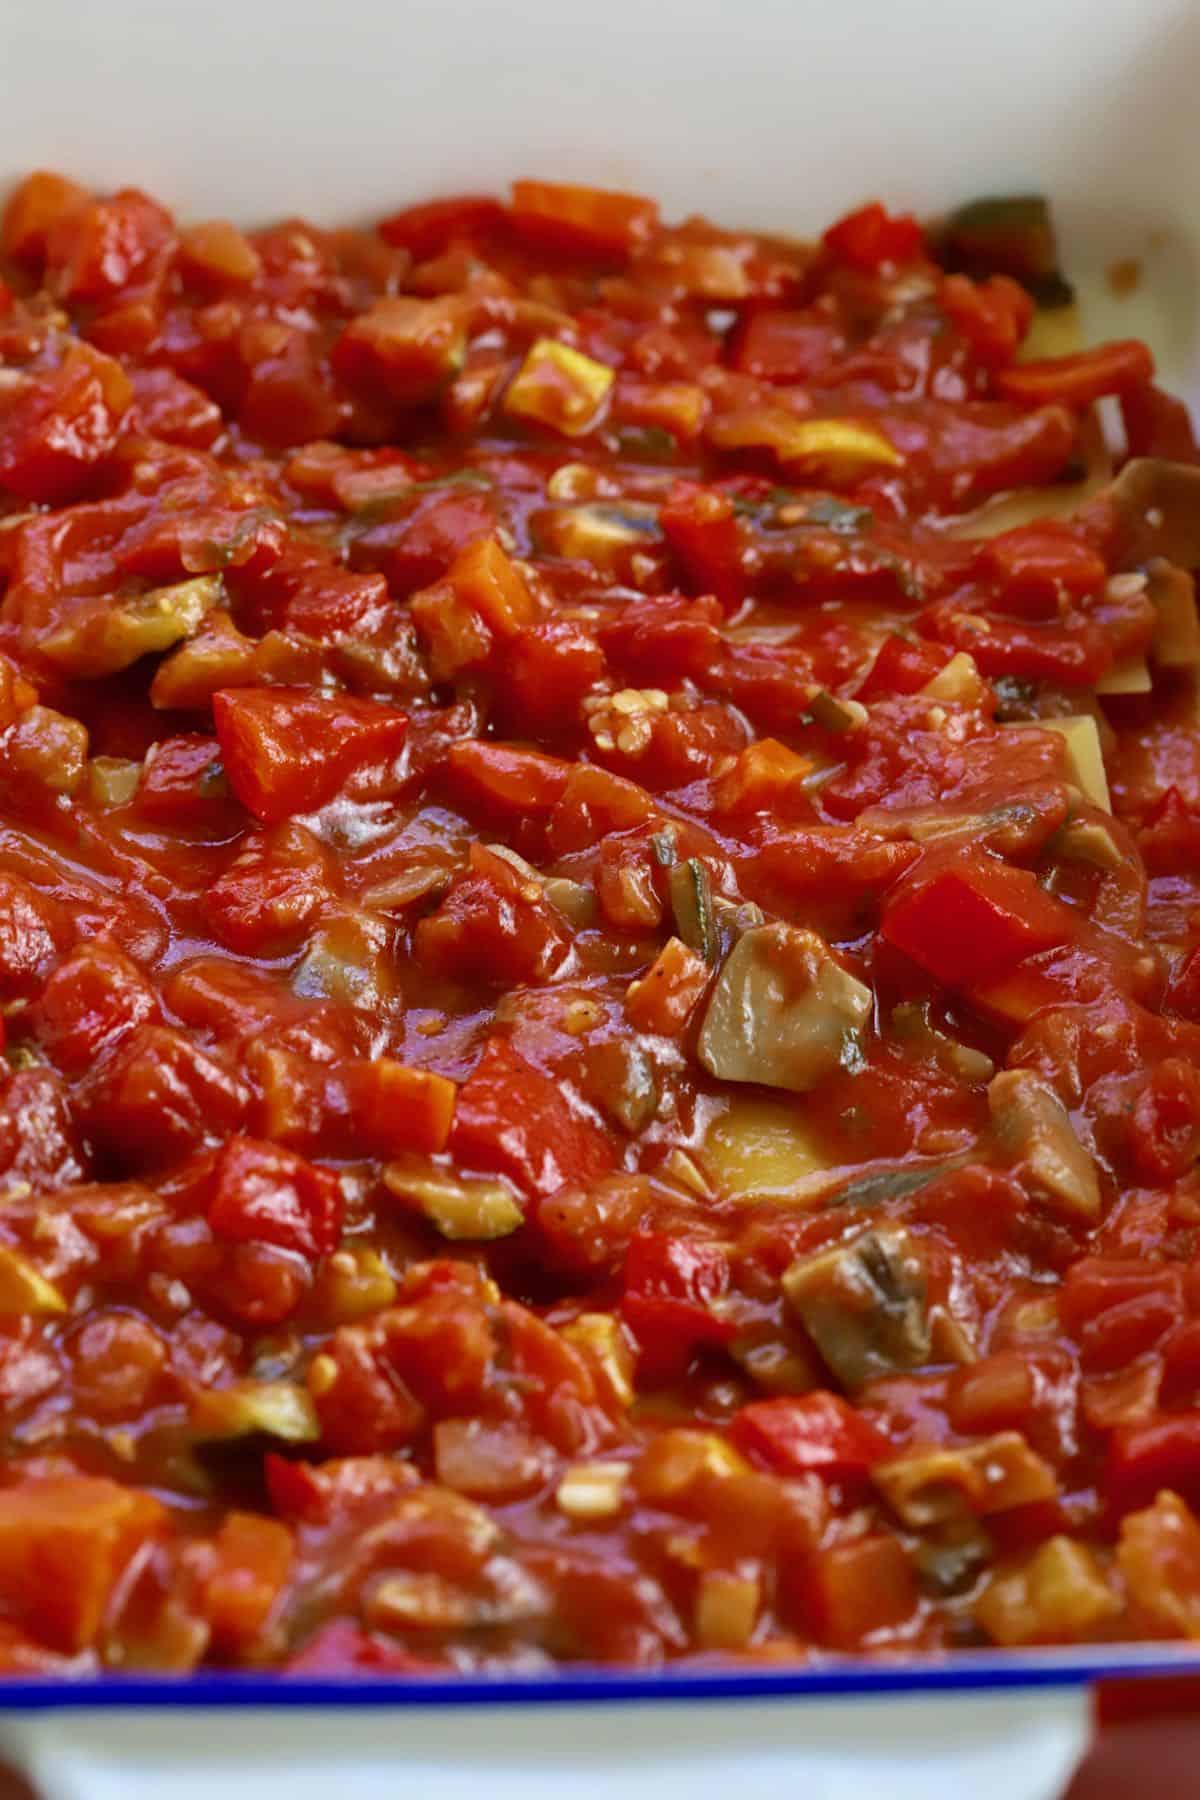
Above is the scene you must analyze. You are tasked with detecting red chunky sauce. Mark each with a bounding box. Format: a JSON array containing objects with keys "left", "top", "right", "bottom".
[{"left": 0, "top": 172, "right": 1197, "bottom": 1674}]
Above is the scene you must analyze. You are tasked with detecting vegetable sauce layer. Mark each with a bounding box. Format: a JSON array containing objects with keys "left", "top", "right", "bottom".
[{"left": 0, "top": 173, "right": 1197, "bottom": 1672}]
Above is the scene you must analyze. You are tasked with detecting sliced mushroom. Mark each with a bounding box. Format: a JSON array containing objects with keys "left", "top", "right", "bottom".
[
  {"left": 987, "top": 1068, "right": 1100, "bottom": 1219},
  {"left": 782, "top": 1225, "right": 932, "bottom": 1390},
  {"left": 697, "top": 922, "right": 872, "bottom": 1094},
  {"left": 1099, "top": 459, "right": 1200, "bottom": 570}
]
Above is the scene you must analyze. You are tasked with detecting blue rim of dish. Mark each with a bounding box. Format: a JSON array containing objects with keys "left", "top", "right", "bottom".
[{"left": 0, "top": 1647, "right": 1198, "bottom": 1709}]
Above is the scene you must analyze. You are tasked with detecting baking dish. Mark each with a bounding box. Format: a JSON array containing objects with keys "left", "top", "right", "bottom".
[{"left": 1, "top": 0, "right": 1199, "bottom": 1792}]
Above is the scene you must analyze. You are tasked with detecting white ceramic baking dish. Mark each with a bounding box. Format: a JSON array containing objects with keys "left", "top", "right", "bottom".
[{"left": 1, "top": 0, "right": 1199, "bottom": 1791}]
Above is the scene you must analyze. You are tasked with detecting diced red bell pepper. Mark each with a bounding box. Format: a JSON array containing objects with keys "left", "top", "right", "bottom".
[
  {"left": 993, "top": 339, "right": 1154, "bottom": 409},
  {"left": 1059, "top": 1259, "right": 1186, "bottom": 1337},
  {"left": 416, "top": 867, "right": 574, "bottom": 988},
  {"left": 447, "top": 535, "right": 537, "bottom": 638},
  {"left": 287, "top": 1620, "right": 436, "bottom": 1675},
  {"left": 1166, "top": 945, "right": 1200, "bottom": 1025},
  {"left": 546, "top": 762, "right": 659, "bottom": 856},
  {"left": 730, "top": 1392, "right": 891, "bottom": 1485},
  {"left": 205, "top": 824, "right": 329, "bottom": 955},
  {"left": 451, "top": 1037, "right": 614, "bottom": 1197},
  {"left": 793, "top": 1533, "right": 919, "bottom": 1650},
  {"left": 498, "top": 618, "right": 608, "bottom": 734},
  {"left": 880, "top": 850, "right": 1072, "bottom": 988},
  {"left": 1107, "top": 1414, "right": 1200, "bottom": 1517},
  {"left": 87, "top": 1024, "right": 249, "bottom": 1165},
  {"left": 823, "top": 202, "right": 924, "bottom": 273},
  {"left": 351, "top": 484, "right": 495, "bottom": 595},
  {"left": 378, "top": 193, "right": 503, "bottom": 258},
  {"left": 1121, "top": 381, "right": 1200, "bottom": 462},
  {"left": 129, "top": 367, "right": 224, "bottom": 450},
  {"left": 510, "top": 180, "right": 659, "bottom": 258},
  {"left": 213, "top": 687, "right": 408, "bottom": 823},
  {"left": 1130, "top": 1059, "right": 1200, "bottom": 1185},
  {"left": 208, "top": 1135, "right": 344, "bottom": 1259},
  {"left": 598, "top": 592, "right": 723, "bottom": 683},
  {"left": 659, "top": 480, "right": 743, "bottom": 610},
  {"left": 1140, "top": 790, "right": 1200, "bottom": 880}
]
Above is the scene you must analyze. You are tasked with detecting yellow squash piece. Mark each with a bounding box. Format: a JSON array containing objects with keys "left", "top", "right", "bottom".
[
  {"left": 44, "top": 575, "right": 225, "bottom": 679},
  {"left": 704, "top": 1096, "right": 832, "bottom": 1203},
  {"left": 383, "top": 1158, "right": 524, "bottom": 1240},
  {"left": 504, "top": 339, "right": 615, "bottom": 436}
]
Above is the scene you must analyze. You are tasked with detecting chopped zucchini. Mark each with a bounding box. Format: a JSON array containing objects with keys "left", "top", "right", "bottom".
[
  {"left": 504, "top": 339, "right": 615, "bottom": 436},
  {"left": 873, "top": 1430, "right": 1058, "bottom": 1526},
  {"left": 44, "top": 575, "right": 224, "bottom": 678},
  {"left": 190, "top": 1379, "right": 320, "bottom": 1444},
  {"left": 383, "top": 1157, "right": 524, "bottom": 1239},
  {"left": 668, "top": 858, "right": 718, "bottom": 963}
]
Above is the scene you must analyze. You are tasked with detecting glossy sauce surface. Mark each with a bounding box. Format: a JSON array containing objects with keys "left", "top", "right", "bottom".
[{"left": 0, "top": 174, "right": 1196, "bottom": 1672}]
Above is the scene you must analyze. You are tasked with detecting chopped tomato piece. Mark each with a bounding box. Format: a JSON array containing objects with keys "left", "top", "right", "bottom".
[
  {"left": 209, "top": 1136, "right": 344, "bottom": 1259},
  {"left": 823, "top": 202, "right": 924, "bottom": 272},
  {"left": 451, "top": 1038, "right": 614, "bottom": 1197},
  {"left": 213, "top": 687, "right": 408, "bottom": 822},
  {"left": 510, "top": 180, "right": 659, "bottom": 257}
]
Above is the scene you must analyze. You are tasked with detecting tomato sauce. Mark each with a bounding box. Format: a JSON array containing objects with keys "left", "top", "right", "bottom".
[{"left": 0, "top": 172, "right": 1197, "bottom": 1672}]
